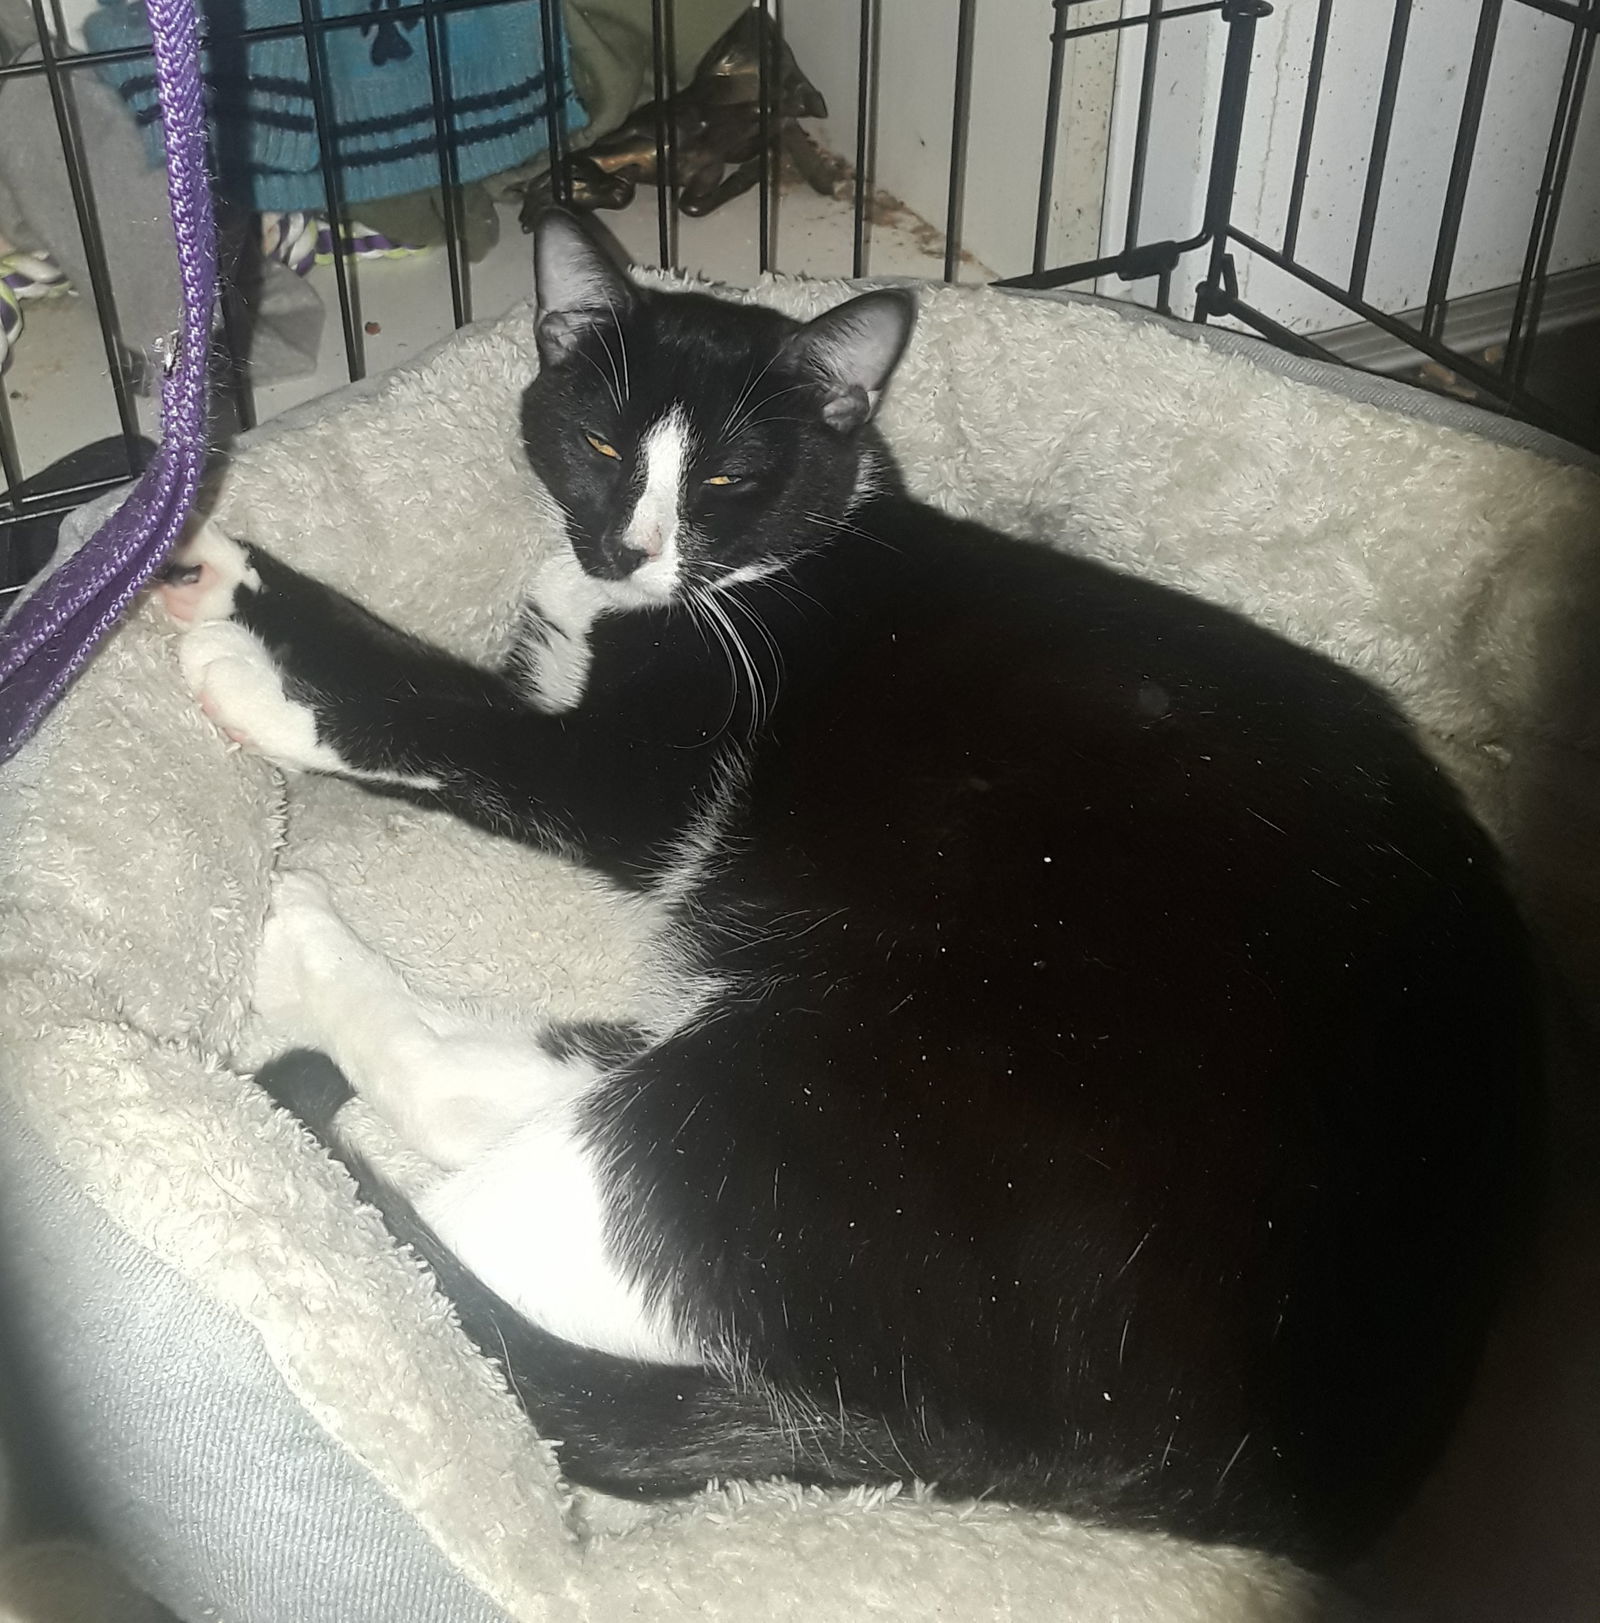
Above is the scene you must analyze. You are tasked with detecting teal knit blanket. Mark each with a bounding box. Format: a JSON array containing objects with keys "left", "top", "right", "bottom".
[{"left": 84, "top": 0, "right": 586, "bottom": 213}]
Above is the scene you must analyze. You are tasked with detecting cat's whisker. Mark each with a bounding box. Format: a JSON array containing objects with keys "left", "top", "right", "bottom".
[
  {"left": 595, "top": 321, "right": 627, "bottom": 413},
  {"left": 699, "top": 585, "right": 769, "bottom": 736},
  {"left": 575, "top": 344, "right": 622, "bottom": 415},
  {"left": 686, "top": 584, "right": 746, "bottom": 740},
  {"left": 802, "top": 511, "right": 901, "bottom": 556},
  {"left": 759, "top": 572, "right": 829, "bottom": 618},
  {"left": 729, "top": 420, "right": 810, "bottom": 438},
  {"left": 708, "top": 599, "right": 765, "bottom": 737},
  {"left": 679, "top": 583, "right": 722, "bottom": 674},
  {"left": 602, "top": 295, "right": 631, "bottom": 403},
  {"left": 722, "top": 551, "right": 828, "bottom": 618},
  {"left": 720, "top": 350, "right": 791, "bottom": 441},
  {"left": 725, "top": 382, "right": 812, "bottom": 443},
  {"left": 720, "top": 361, "right": 761, "bottom": 442},
  {"left": 583, "top": 299, "right": 629, "bottom": 413},
  {"left": 541, "top": 488, "right": 579, "bottom": 528},
  {"left": 884, "top": 1419, "right": 919, "bottom": 1481},
  {"left": 721, "top": 585, "right": 787, "bottom": 694}
]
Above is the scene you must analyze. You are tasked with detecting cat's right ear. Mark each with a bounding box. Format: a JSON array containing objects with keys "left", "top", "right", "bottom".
[{"left": 532, "top": 209, "right": 635, "bottom": 368}]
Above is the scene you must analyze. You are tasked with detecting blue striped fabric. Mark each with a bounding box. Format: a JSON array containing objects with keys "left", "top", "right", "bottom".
[{"left": 84, "top": 0, "right": 587, "bottom": 213}]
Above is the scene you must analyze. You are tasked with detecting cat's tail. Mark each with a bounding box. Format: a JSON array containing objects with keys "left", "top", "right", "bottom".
[{"left": 254, "top": 1049, "right": 911, "bottom": 1501}]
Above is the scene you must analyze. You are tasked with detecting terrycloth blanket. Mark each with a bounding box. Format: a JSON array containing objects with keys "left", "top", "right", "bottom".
[{"left": 2, "top": 275, "right": 1598, "bottom": 1623}]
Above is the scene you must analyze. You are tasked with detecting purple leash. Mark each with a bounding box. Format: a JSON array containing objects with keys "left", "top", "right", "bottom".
[{"left": 0, "top": 0, "right": 216, "bottom": 764}]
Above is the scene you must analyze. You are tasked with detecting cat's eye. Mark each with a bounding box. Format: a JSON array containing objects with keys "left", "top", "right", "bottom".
[
  {"left": 703, "top": 474, "right": 740, "bottom": 487},
  {"left": 584, "top": 432, "right": 621, "bottom": 460}
]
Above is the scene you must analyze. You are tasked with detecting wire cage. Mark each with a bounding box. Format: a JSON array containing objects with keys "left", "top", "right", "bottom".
[{"left": 1, "top": 0, "right": 1596, "bottom": 609}]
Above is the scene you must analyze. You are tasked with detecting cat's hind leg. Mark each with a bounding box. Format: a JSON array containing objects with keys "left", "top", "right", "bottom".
[
  {"left": 253, "top": 869, "right": 689, "bottom": 1362},
  {"left": 253, "top": 869, "right": 631, "bottom": 1172}
]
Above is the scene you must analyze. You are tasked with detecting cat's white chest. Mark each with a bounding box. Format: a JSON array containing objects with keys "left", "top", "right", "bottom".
[{"left": 515, "top": 550, "right": 615, "bottom": 712}]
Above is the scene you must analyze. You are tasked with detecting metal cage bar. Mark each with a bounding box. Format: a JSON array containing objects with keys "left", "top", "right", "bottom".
[
  {"left": 1502, "top": 0, "right": 1596, "bottom": 385},
  {"left": 943, "top": 0, "right": 978, "bottom": 283},
  {"left": 851, "top": 0, "right": 877, "bottom": 278},
  {"left": 1421, "top": 0, "right": 1502, "bottom": 341},
  {"left": 1031, "top": 5, "right": 1071, "bottom": 277},
  {"left": 422, "top": 0, "right": 470, "bottom": 331},
  {"left": 757, "top": 0, "right": 774, "bottom": 274},
  {"left": 294, "top": 0, "right": 365, "bottom": 382},
  {"left": 6, "top": 0, "right": 1600, "bottom": 601},
  {"left": 1222, "top": 222, "right": 1581, "bottom": 443},
  {"left": 1, "top": 0, "right": 575, "bottom": 584},
  {"left": 1347, "top": 0, "right": 1413, "bottom": 302},
  {"left": 215, "top": 263, "right": 259, "bottom": 436},
  {"left": 538, "top": 0, "right": 571, "bottom": 206},
  {"left": 1123, "top": 0, "right": 1168, "bottom": 257},
  {"left": 0, "top": 402, "right": 26, "bottom": 519},
  {"left": 1281, "top": 0, "right": 1333, "bottom": 260},
  {"left": 649, "top": 0, "right": 677, "bottom": 269}
]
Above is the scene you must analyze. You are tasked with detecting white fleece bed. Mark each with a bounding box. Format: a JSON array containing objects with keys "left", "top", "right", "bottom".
[{"left": 2, "top": 274, "right": 1599, "bottom": 1623}]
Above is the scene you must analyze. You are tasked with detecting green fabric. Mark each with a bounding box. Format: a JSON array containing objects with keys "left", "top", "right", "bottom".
[
  {"left": 356, "top": 185, "right": 500, "bottom": 261},
  {"left": 564, "top": 0, "right": 750, "bottom": 146}
]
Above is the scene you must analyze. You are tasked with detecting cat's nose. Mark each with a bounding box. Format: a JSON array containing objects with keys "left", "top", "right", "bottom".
[
  {"left": 600, "top": 522, "right": 662, "bottom": 573},
  {"left": 593, "top": 533, "right": 651, "bottom": 580}
]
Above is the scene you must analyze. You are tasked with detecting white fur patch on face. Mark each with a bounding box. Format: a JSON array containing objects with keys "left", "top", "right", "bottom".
[{"left": 623, "top": 405, "right": 691, "bottom": 601}]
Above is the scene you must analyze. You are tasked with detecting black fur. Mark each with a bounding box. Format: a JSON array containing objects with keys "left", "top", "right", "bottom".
[{"left": 240, "top": 211, "right": 1541, "bottom": 1569}]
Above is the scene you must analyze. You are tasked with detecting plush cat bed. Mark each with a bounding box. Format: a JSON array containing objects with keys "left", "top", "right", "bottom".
[{"left": 3, "top": 273, "right": 1599, "bottom": 1623}]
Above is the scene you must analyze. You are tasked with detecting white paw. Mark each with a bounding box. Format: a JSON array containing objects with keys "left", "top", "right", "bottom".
[
  {"left": 253, "top": 870, "right": 358, "bottom": 1040},
  {"left": 176, "top": 620, "right": 329, "bottom": 771},
  {"left": 158, "top": 521, "right": 259, "bottom": 625}
]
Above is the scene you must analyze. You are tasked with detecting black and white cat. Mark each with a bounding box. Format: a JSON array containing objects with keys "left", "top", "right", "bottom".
[{"left": 159, "top": 211, "right": 1539, "bottom": 1569}]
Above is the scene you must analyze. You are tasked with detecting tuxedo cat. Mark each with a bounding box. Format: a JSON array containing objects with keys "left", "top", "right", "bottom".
[{"left": 160, "top": 210, "right": 1539, "bottom": 1569}]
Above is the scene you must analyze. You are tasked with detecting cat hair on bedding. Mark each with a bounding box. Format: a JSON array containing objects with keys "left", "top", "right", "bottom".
[{"left": 157, "top": 209, "right": 1540, "bottom": 1572}]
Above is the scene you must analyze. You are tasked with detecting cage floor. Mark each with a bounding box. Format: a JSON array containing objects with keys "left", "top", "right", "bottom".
[{"left": 3, "top": 181, "right": 988, "bottom": 491}]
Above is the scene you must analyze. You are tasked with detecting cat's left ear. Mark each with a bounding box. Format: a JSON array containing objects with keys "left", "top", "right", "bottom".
[{"left": 786, "top": 288, "right": 917, "bottom": 433}]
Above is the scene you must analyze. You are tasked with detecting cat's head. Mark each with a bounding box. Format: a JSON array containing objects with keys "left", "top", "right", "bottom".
[{"left": 520, "top": 209, "right": 915, "bottom": 607}]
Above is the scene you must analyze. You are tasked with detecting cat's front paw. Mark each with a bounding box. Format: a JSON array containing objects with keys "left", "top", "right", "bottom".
[
  {"left": 175, "top": 619, "right": 325, "bottom": 765},
  {"left": 158, "top": 521, "right": 260, "bottom": 625},
  {"left": 156, "top": 524, "right": 331, "bottom": 770}
]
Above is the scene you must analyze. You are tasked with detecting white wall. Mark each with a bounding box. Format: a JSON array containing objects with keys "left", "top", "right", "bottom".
[
  {"left": 1099, "top": 0, "right": 1600, "bottom": 332},
  {"left": 781, "top": 0, "right": 1122, "bottom": 279},
  {"left": 1096, "top": 4, "right": 1223, "bottom": 314},
  {"left": 788, "top": 0, "right": 1600, "bottom": 327}
]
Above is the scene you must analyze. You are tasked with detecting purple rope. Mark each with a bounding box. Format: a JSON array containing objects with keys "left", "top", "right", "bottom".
[{"left": 0, "top": 0, "right": 215, "bottom": 764}]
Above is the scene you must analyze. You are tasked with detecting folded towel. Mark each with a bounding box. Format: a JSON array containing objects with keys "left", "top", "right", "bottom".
[{"left": 83, "top": 0, "right": 587, "bottom": 213}]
